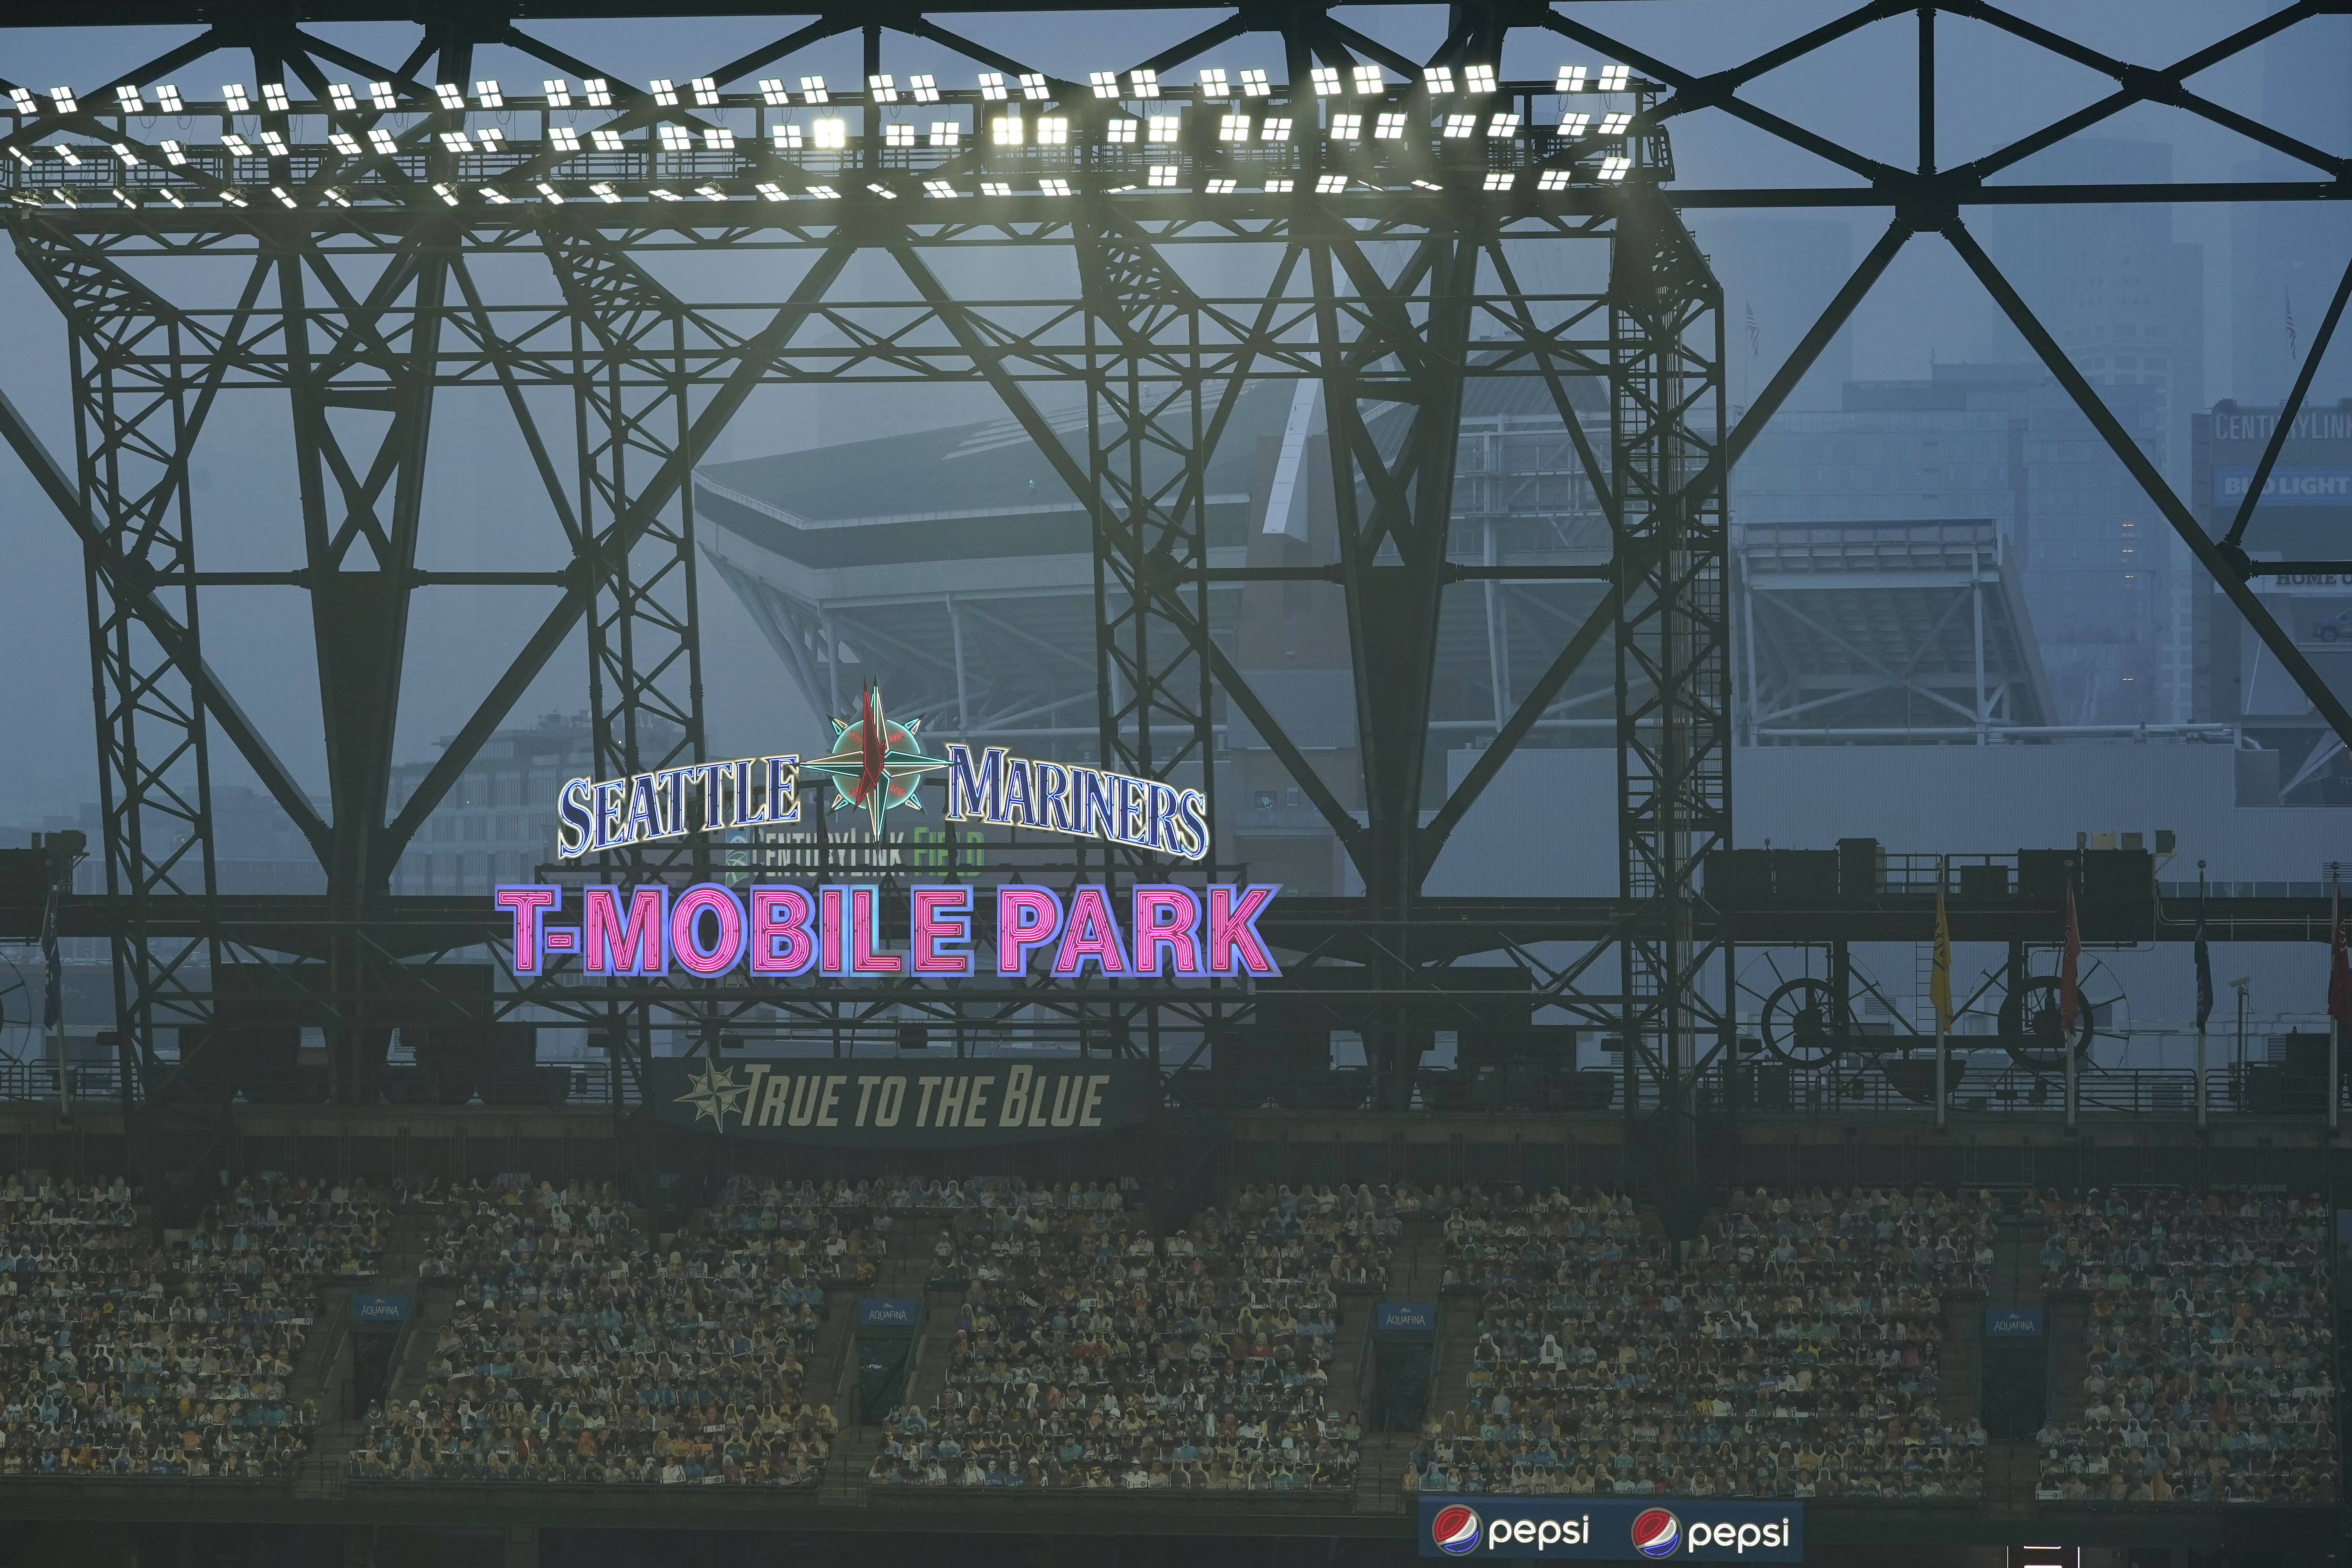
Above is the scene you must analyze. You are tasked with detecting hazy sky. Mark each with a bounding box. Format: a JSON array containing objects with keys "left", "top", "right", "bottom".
[{"left": 0, "top": 1, "right": 2327, "bottom": 824}]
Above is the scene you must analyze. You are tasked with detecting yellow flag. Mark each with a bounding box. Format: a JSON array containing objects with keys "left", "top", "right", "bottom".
[{"left": 1930, "top": 887, "right": 1953, "bottom": 1032}]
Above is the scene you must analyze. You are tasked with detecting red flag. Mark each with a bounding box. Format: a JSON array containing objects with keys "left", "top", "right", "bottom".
[
  {"left": 2330, "top": 885, "right": 2351, "bottom": 1030},
  {"left": 2060, "top": 883, "right": 2082, "bottom": 1041}
]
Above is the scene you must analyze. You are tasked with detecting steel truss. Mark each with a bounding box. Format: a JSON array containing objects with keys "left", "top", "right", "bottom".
[{"left": 0, "top": 2, "right": 2345, "bottom": 1205}]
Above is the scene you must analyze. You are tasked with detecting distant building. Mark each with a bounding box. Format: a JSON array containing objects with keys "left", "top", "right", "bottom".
[
  {"left": 388, "top": 713, "right": 621, "bottom": 895},
  {"left": 2232, "top": 16, "right": 2352, "bottom": 411}
]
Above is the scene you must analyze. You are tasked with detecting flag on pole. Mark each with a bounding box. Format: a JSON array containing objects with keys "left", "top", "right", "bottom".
[
  {"left": 39, "top": 880, "right": 60, "bottom": 1031},
  {"left": 2194, "top": 878, "right": 2214, "bottom": 1033},
  {"left": 2329, "top": 883, "right": 2350, "bottom": 1031},
  {"left": 2059, "top": 881, "right": 2082, "bottom": 1040},
  {"left": 1745, "top": 301, "right": 1761, "bottom": 358},
  {"left": 2287, "top": 288, "right": 2300, "bottom": 364},
  {"left": 1930, "top": 885, "right": 1953, "bottom": 1033}
]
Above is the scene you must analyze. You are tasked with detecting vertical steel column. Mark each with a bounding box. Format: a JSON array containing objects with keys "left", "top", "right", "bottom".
[{"left": 1609, "top": 191, "right": 1731, "bottom": 1203}]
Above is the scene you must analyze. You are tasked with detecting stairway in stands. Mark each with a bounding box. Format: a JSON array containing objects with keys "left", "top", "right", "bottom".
[
  {"left": 291, "top": 1214, "right": 439, "bottom": 1499},
  {"left": 1981, "top": 1207, "right": 2051, "bottom": 1519}
]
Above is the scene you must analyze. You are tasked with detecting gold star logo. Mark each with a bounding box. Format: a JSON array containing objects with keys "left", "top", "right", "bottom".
[{"left": 675, "top": 1063, "right": 746, "bottom": 1130}]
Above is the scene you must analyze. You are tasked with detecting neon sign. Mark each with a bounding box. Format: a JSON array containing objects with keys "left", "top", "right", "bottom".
[
  {"left": 552, "top": 686, "right": 1210, "bottom": 862},
  {"left": 492, "top": 882, "right": 1280, "bottom": 978}
]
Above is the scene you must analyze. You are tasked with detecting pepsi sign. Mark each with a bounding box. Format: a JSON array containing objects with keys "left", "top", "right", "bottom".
[{"left": 1417, "top": 1498, "right": 1802, "bottom": 1561}]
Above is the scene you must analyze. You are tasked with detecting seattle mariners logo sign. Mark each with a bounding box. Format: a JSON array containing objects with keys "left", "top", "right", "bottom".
[
  {"left": 1431, "top": 1505, "right": 1481, "bottom": 1555},
  {"left": 801, "top": 687, "right": 946, "bottom": 837},
  {"left": 1631, "top": 1508, "right": 1681, "bottom": 1558}
]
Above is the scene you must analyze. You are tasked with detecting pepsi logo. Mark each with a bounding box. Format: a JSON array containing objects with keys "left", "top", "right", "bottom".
[
  {"left": 1632, "top": 1508, "right": 1681, "bottom": 1559},
  {"left": 1432, "top": 1504, "right": 1482, "bottom": 1555}
]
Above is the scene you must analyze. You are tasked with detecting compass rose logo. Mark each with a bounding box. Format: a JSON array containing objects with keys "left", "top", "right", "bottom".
[
  {"left": 800, "top": 686, "right": 949, "bottom": 836},
  {"left": 675, "top": 1062, "right": 747, "bottom": 1130}
]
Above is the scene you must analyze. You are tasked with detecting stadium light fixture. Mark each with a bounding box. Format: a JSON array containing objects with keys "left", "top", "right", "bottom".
[
  {"left": 220, "top": 132, "right": 253, "bottom": 156},
  {"left": 1260, "top": 117, "right": 1292, "bottom": 142},
  {"left": 922, "top": 179, "right": 956, "bottom": 198},
  {"left": 649, "top": 187, "right": 681, "bottom": 200},
  {"left": 584, "top": 79, "right": 612, "bottom": 107},
  {"left": 1598, "top": 154, "right": 1630, "bottom": 180},
  {"left": 474, "top": 80, "right": 503, "bottom": 108},
  {"left": 110, "top": 142, "right": 138, "bottom": 165},
  {"left": 1556, "top": 66, "right": 1588, "bottom": 93},
  {"left": 1441, "top": 113, "right": 1476, "bottom": 138},
  {"left": 978, "top": 73, "right": 1007, "bottom": 102},
  {"left": 261, "top": 83, "right": 290, "bottom": 111},
  {"left": 911, "top": 75, "right": 940, "bottom": 103},
  {"left": 769, "top": 125, "right": 802, "bottom": 151},
  {"left": 1089, "top": 71, "right": 1120, "bottom": 99},
  {"left": 930, "top": 123, "right": 962, "bottom": 147},
  {"left": 545, "top": 80, "right": 573, "bottom": 107},
  {"left": 1019, "top": 74, "right": 1049, "bottom": 100},
  {"left": 1264, "top": 177, "right": 1293, "bottom": 192},
  {"left": 1310, "top": 67, "right": 1340, "bottom": 96},
  {"left": 590, "top": 182, "right": 619, "bottom": 202},
  {"left": 1197, "top": 69, "right": 1229, "bottom": 98},
  {"left": 1488, "top": 112, "right": 1521, "bottom": 136},
  {"left": 979, "top": 180, "right": 1011, "bottom": 196},
  {"left": 705, "top": 127, "right": 737, "bottom": 149},
  {"left": 1147, "top": 114, "right": 1180, "bottom": 143},
  {"left": 1129, "top": 71, "right": 1160, "bottom": 98},
  {"left": 1483, "top": 170, "right": 1513, "bottom": 190},
  {"left": 323, "top": 185, "right": 350, "bottom": 206},
  {"left": 158, "top": 140, "right": 185, "bottom": 165},
  {"left": 1559, "top": 113, "right": 1590, "bottom": 138},
  {"left": 1352, "top": 65, "right": 1383, "bottom": 95},
  {"left": 1239, "top": 70, "right": 1270, "bottom": 98},
  {"left": 1600, "top": 112, "right": 1632, "bottom": 136},
  {"left": 799, "top": 77, "right": 829, "bottom": 104},
  {"left": 1147, "top": 164, "right": 1178, "bottom": 187},
  {"left": 432, "top": 83, "right": 465, "bottom": 110},
  {"left": 156, "top": 86, "right": 185, "bottom": 113},
  {"left": 650, "top": 79, "right": 678, "bottom": 106},
  {"left": 368, "top": 127, "right": 399, "bottom": 153},
  {"left": 1036, "top": 117, "right": 1069, "bottom": 145},
  {"left": 1314, "top": 172, "right": 1347, "bottom": 194},
  {"left": 757, "top": 181, "right": 788, "bottom": 200},
  {"left": 697, "top": 183, "right": 729, "bottom": 200},
  {"left": 115, "top": 85, "right": 143, "bottom": 112},
  {"left": 1465, "top": 65, "right": 1497, "bottom": 94},
  {"left": 865, "top": 181, "right": 897, "bottom": 198},
  {"left": 805, "top": 184, "right": 840, "bottom": 199},
  {"left": 429, "top": 181, "right": 457, "bottom": 204},
  {"left": 592, "top": 128, "right": 626, "bottom": 152},
  {"left": 691, "top": 78, "right": 719, "bottom": 106},
  {"left": 1536, "top": 168, "right": 1570, "bottom": 191},
  {"left": 1424, "top": 66, "right": 1455, "bottom": 94},
  {"left": 1203, "top": 177, "right": 1237, "bottom": 194},
  {"left": 1037, "top": 176, "right": 1071, "bottom": 196},
  {"left": 1598, "top": 65, "right": 1630, "bottom": 91},
  {"left": 222, "top": 84, "right": 251, "bottom": 112},
  {"left": 1105, "top": 119, "right": 1136, "bottom": 143},
  {"left": 991, "top": 113, "right": 1022, "bottom": 146},
  {"left": 549, "top": 127, "right": 580, "bottom": 152},
  {"left": 1410, "top": 178, "right": 1442, "bottom": 189},
  {"left": 327, "top": 83, "right": 357, "bottom": 111},
  {"left": 1373, "top": 112, "right": 1407, "bottom": 140},
  {"left": 813, "top": 119, "right": 847, "bottom": 149},
  {"left": 869, "top": 75, "right": 900, "bottom": 103},
  {"left": 536, "top": 182, "right": 564, "bottom": 202},
  {"left": 758, "top": 79, "right": 789, "bottom": 106},
  {"left": 328, "top": 131, "right": 360, "bottom": 155}
]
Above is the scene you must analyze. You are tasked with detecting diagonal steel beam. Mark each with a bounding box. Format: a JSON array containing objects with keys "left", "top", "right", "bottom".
[
  {"left": 1945, "top": 220, "right": 2352, "bottom": 751},
  {"left": 2221, "top": 247, "right": 2352, "bottom": 554}
]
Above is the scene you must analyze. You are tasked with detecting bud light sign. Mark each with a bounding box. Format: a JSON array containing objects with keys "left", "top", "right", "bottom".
[{"left": 1419, "top": 1498, "right": 1802, "bottom": 1561}]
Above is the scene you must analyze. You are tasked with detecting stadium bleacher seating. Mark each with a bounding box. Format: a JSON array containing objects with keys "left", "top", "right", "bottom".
[{"left": 2033, "top": 1188, "right": 2337, "bottom": 1504}]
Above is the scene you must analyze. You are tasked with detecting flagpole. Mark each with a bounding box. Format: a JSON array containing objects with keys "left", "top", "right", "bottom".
[
  {"left": 2062, "top": 871, "right": 2079, "bottom": 1136},
  {"left": 1932, "top": 857, "right": 1951, "bottom": 1133},
  {"left": 2195, "top": 862, "right": 2210, "bottom": 1133}
]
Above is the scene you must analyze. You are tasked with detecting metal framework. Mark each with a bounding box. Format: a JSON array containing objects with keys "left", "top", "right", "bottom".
[{"left": 0, "top": 0, "right": 2347, "bottom": 1209}]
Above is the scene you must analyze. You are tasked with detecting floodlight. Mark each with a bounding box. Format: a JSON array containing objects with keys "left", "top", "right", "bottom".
[
  {"left": 1310, "top": 66, "right": 1340, "bottom": 96},
  {"left": 884, "top": 123, "right": 915, "bottom": 146},
  {"left": 1146, "top": 114, "right": 1180, "bottom": 143},
  {"left": 111, "top": 187, "right": 137, "bottom": 208},
  {"left": 590, "top": 182, "right": 620, "bottom": 202},
  {"left": 770, "top": 125, "right": 802, "bottom": 150},
  {"left": 218, "top": 188, "right": 247, "bottom": 206},
  {"left": 1036, "top": 116, "right": 1069, "bottom": 145},
  {"left": 991, "top": 113, "right": 1022, "bottom": 146},
  {"left": 1373, "top": 112, "right": 1407, "bottom": 140},
  {"left": 1314, "top": 172, "right": 1347, "bottom": 194},
  {"left": 1536, "top": 168, "right": 1570, "bottom": 191},
  {"left": 1105, "top": 119, "right": 1136, "bottom": 143},
  {"left": 323, "top": 185, "right": 350, "bottom": 206},
  {"left": 696, "top": 183, "right": 728, "bottom": 200},
  {"left": 368, "top": 127, "right": 399, "bottom": 153},
  {"left": 1204, "top": 177, "right": 1237, "bottom": 193},
  {"left": 223, "top": 84, "right": 251, "bottom": 112},
  {"left": 1410, "top": 178, "right": 1442, "bottom": 190},
  {"left": 813, "top": 118, "right": 847, "bottom": 149},
  {"left": 430, "top": 182, "right": 457, "bottom": 204},
  {"left": 929, "top": 123, "right": 961, "bottom": 146},
  {"left": 1558, "top": 113, "right": 1590, "bottom": 138},
  {"left": 545, "top": 80, "right": 573, "bottom": 106},
  {"left": 1259, "top": 116, "right": 1292, "bottom": 142},
  {"left": 263, "top": 83, "right": 292, "bottom": 111},
  {"left": 328, "top": 83, "right": 357, "bottom": 111},
  {"left": 705, "top": 127, "right": 737, "bottom": 149},
  {"left": 757, "top": 181, "right": 788, "bottom": 200},
  {"left": 1019, "top": 74, "right": 1049, "bottom": 100},
  {"left": 1441, "top": 113, "right": 1476, "bottom": 138},
  {"left": 220, "top": 132, "right": 254, "bottom": 156},
  {"left": 865, "top": 181, "right": 897, "bottom": 198},
  {"left": 328, "top": 131, "right": 360, "bottom": 155},
  {"left": 156, "top": 86, "right": 185, "bottom": 113},
  {"left": 1089, "top": 71, "right": 1120, "bottom": 99},
  {"left": 758, "top": 79, "right": 789, "bottom": 106},
  {"left": 1556, "top": 66, "right": 1588, "bottom": 93},
  {"left": 978, "top": 73, "right": 1007, "bottom": 101},
  {"left": 1038, "top": 176, "right": 1071, "bottom": 196},
  {"left": 159, "top": 188, "right": 183, "bottom": 207},
  {"left": 911, "top": 75, "right": 940, "bottom": 103},
  {"left": 474, "top": 80, "right": 503, "bottom": 108},
  {"left": 1465, "top": 65, "right": 1497, "bottom": 94},
  {"left": 1219, "top": 113, "right": 1249, "bottom": 142},
  {"left": 55, "top": 145, "right": 81, "bottom": 165},
  {"left": 432, "top": 83, "right": 465, "bottom": 110},
  {"left": 691, "top": 78, "right": 719, "bottom": 106},
  {"left": 110, "top": 142, "right": 139, "bottom": 165},
  {"left": 475, "top": 127, "right": 504, "bottom": 147},
  {"left": 799, "top": 77, "right": 829, "bottom": 104},
  {"left": 1599, "top": 112, "right": 1632, "bottom": 136},
  {"left": 8, "top": 88, "right": 35, "bottom": 114},
  {"left": 1598, "top": 66, "right": 1630, "bottom": 91},
  {"left": 1330, "top": 112, "right": 1361, "bottom": 140},
  {"left": 1197, "top": 69, "right": 1229, "bottom": 97},
  {"left": 1597, "top": 154, "right": 1630, "bottom": 180},
  {"left": 922, "top": 179, "right": 956, "bottom": 198},
  {"left": 1352, "top": 65, "right": 1383, "bottom": 94},
  {"left": 1239, "top": 70, "right": 1270, "bottom": 97},
  {"left": 536, "top": 182, "right": 563, "bottom": 203},
  {"left": 1483, "top": 170, "right": 1513, "bottom": 190},
  {"left": 549, "top": 126, "right": 581, "bottom": 152},
  {"left": 1147, "top": 165, "right": 1178, "bottom": 187},
  {"left": 270, "top": 185, "right": 298, "bottom": 206},
  {"left": 438, "top": 131, "right": 474, "bottom": 152},
  {"left": 591, "top": 128, "right": 627, "bottom": 152},
  {"left": 650, "top": 79, "right": 678, "bottom": 106},
  {"left": 116, "top": 85, "right": 144, "bottom": 111},
  {"left": 1264, "top": 177, "right": 1293, "bottom": 192},
  {"left": 1424, "top": 66, "right": 1455, "bottom": 93},
  {"left": 979, "top": 180, "right": 1011, "bottom": 196},
  {"left": 869, "top": 75, "right": 900, "bottom": 103},
  {"left": 804, "top": 184, "right": 840, "bottom": 198},
  {"left": 649, "top": 187, "right": 681, "bottom": 200},
  {"left": 158, "top": 140, "right": 185, "bottom": 165},
  {"left": 1131, "top": 71, "right": 1160, "bottom": 98},
  {"left": 584, "top": 80, "right": 613, "bottom": 108},
  {"left": 1488, "top": 112, "right": 1521, "bottom": 136}
]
